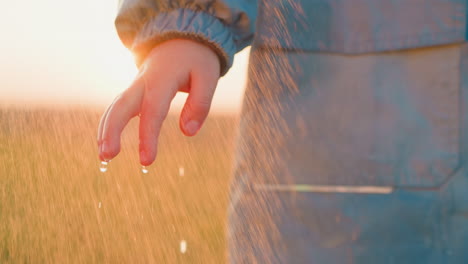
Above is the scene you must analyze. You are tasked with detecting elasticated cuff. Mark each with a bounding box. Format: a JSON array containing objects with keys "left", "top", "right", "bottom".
[{"left": 131, "top": 8, "right": 236, "bottom": 76}]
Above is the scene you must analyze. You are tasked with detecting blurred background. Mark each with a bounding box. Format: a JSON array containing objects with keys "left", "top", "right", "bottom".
[{"left": 0, "top": 0, "right": 248, "bottom": 262}]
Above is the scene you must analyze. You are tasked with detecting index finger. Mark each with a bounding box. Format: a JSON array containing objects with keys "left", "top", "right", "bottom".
[{"left": 139, "top": 77, "right": 179, "bottom": 165}]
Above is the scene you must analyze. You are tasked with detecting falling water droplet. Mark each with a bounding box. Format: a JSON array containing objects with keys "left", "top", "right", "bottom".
[
  {"left": 99, "top": 161, "right": 108, "bottom": 173},
  {"left": 98, "top": 202, "right": 102, "bottom": 209},
  {"left": 142, "top": 166, "right": 149, "bottom": 174},
  {"left": 180, "top": 240, "right": 187, "bottom": 254},
  {"left": 179, "top": 166, "right": 185, "bottom": 177}
]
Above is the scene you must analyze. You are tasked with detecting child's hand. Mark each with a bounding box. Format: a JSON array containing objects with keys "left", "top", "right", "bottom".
[{"left": 97, "top": 39, "right": 221, "bottom": 165}]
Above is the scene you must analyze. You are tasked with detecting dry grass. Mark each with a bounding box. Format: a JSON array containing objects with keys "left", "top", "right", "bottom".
[{"left": 0, "top": 107, "right": 238, "bottom": 263}]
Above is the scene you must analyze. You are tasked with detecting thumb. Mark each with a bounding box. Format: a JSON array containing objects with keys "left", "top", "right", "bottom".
[{"left": 180, "top": 71, "right": 218, "bottom": 136}]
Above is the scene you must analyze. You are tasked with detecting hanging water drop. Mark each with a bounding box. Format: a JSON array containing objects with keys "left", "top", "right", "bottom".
[
  {"left": 142, "top": 166, "right": 149, "bottom": 174},
  {"left": 180, "top": 240, "right": 187, "bottom": 254},
  {"left": 99, "top": 161, "right": 108, "bottom": 173}
]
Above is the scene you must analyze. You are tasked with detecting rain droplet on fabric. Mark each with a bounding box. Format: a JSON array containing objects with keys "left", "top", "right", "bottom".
[
  {"left": 142, "top": 166, "right": 149, "bottom": 174},
  {"left": 179, "top": 167, "right": 184, "bottom": 177},
  {"left": 180, "top": 240, "right": 187, "bottom": 254},
  {"left": 99, "top": 161, "right": 108, "bottom": 173}
]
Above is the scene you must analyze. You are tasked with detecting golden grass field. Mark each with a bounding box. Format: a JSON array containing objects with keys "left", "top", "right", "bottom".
[{"left": 0, "top": 107, "right": 238, "bottom": 263}]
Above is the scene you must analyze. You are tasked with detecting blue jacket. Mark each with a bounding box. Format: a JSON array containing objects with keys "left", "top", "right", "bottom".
[{"left": 115, "top": 0, "right": 467, "bottom": 75}]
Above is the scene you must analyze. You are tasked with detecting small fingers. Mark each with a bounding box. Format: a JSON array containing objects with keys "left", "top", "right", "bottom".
[
  {"left": 139, "top": 78, "right": 178, "bottom": 166},
  {"left": 180, "top": 69, "right": 218, "bottom": 136},
  {"left": 97, "top": 104, "right": 112, "bottom": 147},
  {"left": 99, "top": 77, "right": 145, "bottom": 161},
  {"left": 98, "top": 95, "right": 123, "bottom": 160}
]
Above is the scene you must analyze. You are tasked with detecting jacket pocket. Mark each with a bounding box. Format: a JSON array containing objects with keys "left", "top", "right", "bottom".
[
  {"left": 255, "top": 0, "right": 467, "bottom": 54},
  {"left": 243, "top": 43, "right": 465, "bottom": 188}
]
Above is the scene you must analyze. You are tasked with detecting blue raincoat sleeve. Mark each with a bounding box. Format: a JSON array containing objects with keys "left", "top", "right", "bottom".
[{"left": 115, "top": 0, "right": 258, "bottom": 75}]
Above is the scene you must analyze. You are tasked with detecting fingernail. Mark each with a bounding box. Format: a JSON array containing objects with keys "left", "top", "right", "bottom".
[
  {"left": 101, "top": 142, "right": 108, "bottom": 155},
  {"left": 140, "top": 149, "right": 149, "bottom": 165},
  {"left": 185, "top": 120, "right": 200, "bottom": 135}
]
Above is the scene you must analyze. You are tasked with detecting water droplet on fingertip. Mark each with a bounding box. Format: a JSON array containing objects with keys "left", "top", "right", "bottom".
[
  {"left": 142, "top": 166, "right": 149, "bottom": 174},
  {"left": 99, "top": 161, "right": 108, "bottom": 173}
]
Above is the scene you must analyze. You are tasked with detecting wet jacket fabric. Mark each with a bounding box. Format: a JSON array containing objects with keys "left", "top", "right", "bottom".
[{"left": 115, "top": 1, "right": 468, "bottom": 263}]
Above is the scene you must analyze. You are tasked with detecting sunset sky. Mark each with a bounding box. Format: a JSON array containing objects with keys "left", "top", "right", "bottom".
[{"left": 0, "top": 0, "right": 249, "bottom": 113}]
